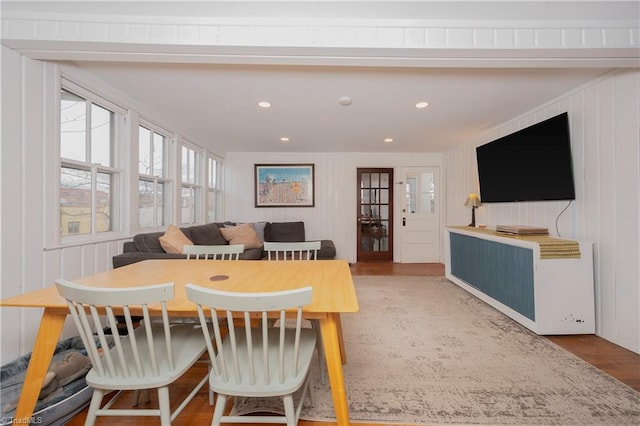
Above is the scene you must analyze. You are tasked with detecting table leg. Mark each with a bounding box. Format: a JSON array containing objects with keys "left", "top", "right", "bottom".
[
  {"left": 13, "top": 308, "right": 67, "bottom": 423},
  {"left": 320, "top": 313, "right": 350, "bottom": 425},
  {"left": 335, "top": 313, "right": 347, "bottom": 364}
]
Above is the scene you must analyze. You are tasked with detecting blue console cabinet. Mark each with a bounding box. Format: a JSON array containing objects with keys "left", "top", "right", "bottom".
[
  {"left": 449, "top": 232, "right": 535, "bottom": 321},
  {"left": 445, "top": 227, "right": 595, "bottom": 335}
]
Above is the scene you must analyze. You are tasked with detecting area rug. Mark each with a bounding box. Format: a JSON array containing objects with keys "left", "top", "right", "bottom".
[{"left": 234, "top": 275, "right": 640, "bottom": 425}]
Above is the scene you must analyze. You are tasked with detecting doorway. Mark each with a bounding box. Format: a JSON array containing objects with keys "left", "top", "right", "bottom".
[
  {"left": 397, "top": 167, "right": 441, "bottom": 263},
  {"left": 357, "top": 168, "right": 393, "bottom": 262}
]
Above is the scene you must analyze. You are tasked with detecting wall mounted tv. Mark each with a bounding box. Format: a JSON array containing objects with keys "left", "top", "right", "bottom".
[{"left": 476, "top": 112, "right": 576, "bottom": 203}]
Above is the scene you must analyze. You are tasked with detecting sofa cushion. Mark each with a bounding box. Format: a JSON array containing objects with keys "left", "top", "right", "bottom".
[
  {"left": 239, "top": 247, "right": 264, "bottom": 260},
  {"left": 133, "top": 231, "right": 165, "bottom": 253},
  {"left": 112, "top": 248, "right": 264, "bottom": 268},
  {"left": 267, "top": 221, "right": 305, "bottom": 242},
  {"left": 113, "top": 252, "right": 189, "bottom": 268},
  {"left": 184, "top": 223, "right": 227, "bottom": 246},
  {"left": 220, "top": 223, "right": 263, "bottom": 249},
  {"left": 159, "top": 225, "right": 193, "bottom": 254}
]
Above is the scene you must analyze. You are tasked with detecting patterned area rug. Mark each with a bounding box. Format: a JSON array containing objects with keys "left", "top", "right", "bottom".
[{"left": 234, "top": 275, "right": 640, "bottom": 425}]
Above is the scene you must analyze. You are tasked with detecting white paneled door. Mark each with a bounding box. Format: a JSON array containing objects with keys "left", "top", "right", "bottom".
[{"left": 396, "top": 167, "right": 441, "bottom": 263}]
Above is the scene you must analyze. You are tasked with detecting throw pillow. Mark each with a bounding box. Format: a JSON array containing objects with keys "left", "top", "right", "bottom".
[
  {"left": 159, "top": 224, "right": 193, "bottom": 254},
  {"left": 268, "top": 221, "right": 305, "bottom": 242},
  {"left": 252, "top": 222, "right": 268, "bottom": 244},
  {"left": 220, "top": 223, "right": 263, "bottom": 249},
  {"left": 188, "top": 223, "right": 227, "bottom": 246}
]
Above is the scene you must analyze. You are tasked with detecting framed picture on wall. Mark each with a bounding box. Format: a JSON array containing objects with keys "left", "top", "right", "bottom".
[{"left": 254, "top": 164, "right": 315, "bottom": 207}]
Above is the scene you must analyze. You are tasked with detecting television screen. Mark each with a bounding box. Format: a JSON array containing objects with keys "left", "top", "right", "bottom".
[{"left": 476, "top": 112, "right": 576, "bottom": 203}]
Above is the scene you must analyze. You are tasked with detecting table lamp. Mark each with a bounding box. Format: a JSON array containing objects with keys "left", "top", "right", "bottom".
[{"left": 464, "top": 193, "right": 481, "bottom": 227}]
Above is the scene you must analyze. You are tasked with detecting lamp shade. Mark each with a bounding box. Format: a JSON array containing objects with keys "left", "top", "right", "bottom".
[{"left": 464, "top": 193, "right": 481, "bottom": 207}]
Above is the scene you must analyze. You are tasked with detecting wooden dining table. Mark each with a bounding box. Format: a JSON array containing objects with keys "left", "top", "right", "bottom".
[{"left": 0, "top": 259, "right": 359, "bottom": 425}]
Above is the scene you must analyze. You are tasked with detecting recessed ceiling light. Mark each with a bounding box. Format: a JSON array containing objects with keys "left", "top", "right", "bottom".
[
  {"left": 339, "top": 96, "right": 352, "bottom": 106},
  {"left": 415, "top": 101, "right": 429, "bottom": 109},
  {"left": 384, "top": 138, "right": 394, "bottom": 143},
  {"left": 258, "top": 101, "right": 271, "bottom": 108},
  {"left": 280, "top": 137, "right": 290, "bottom": 142}
]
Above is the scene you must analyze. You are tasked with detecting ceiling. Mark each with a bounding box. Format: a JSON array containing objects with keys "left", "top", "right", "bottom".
[
  {"left": 69, "top": 61, "right": 610, "bottom": 153},
  {"left": 3, "top": 1, "right": 635, "bottom": 155}
]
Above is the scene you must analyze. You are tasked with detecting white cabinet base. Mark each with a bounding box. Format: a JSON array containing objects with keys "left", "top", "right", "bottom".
[{"left": 445, "top": 227, "right": 595, "bottom": 335}]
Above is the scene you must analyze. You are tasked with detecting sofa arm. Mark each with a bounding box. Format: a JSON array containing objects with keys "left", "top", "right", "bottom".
[
  {"left": 122, "top": 241, "right": 137, "bottom": 253},
  {"left": 317, "top": 240, "right": 336, "bottom": 260}
]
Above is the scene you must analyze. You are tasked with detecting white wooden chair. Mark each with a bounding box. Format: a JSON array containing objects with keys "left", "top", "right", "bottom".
[
  {"left": 169, "top": 244, "right": 246, "bottom": 401},
  {"left": 183, "top": 244, "right": 245, "bottom": 260},
  {"left": 263, "top": 240, "right": 326, "bottom": 384},
  {"left": 55, "top": 279, "right": 209, "bottom": 426},
  {"left": 263, "top": 241, "right": 320, "bottom": 261},
  {"left": 172, "top": 244, "right": 244, "bottom": 325},
  {"left": 185, "top": 284, "right": 316, "bottom": 426}
]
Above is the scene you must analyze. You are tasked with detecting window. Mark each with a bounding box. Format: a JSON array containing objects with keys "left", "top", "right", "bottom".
[
  {"left": 181, "top": 144, "right": 202, "bottom": 225},
  {"left": 404, "top": 171, "right": 435, "bottom": 214},
  {"left": 138, "top": 124, "right": 170, "bottom": 229},
  {"left": 67, "top": 221, "right": 80, "bottom": 234},
  {"left": 60, "top": 89, "right": 120, "bottom": 238},
  {"left": 206, "top": 155, "right": 222, "bottom": 222}
]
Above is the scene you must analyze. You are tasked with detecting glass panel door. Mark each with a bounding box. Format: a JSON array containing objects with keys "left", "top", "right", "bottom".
[{"left": 357, "top": 168, "right": 393, "bottom": 261}]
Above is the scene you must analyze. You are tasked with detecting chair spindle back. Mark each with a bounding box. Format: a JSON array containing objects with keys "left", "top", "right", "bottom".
[
  {"left": 55, "top": 279, "right": 176, "bottom": 379},
  {"left": 186, "top": 285, "right": 312, "bottom": 386},
  {"left": 263, "top": 241, "right": 320, "bottom": 261}
]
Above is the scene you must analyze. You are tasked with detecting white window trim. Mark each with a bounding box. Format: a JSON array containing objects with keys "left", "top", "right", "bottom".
[
  {"left": 137, "top": 119, "right": 174, "bottom": 230},
  {"left": 206, "top": 151, "right": 224, "bottom": 222},
  {"left": 46, "top": 75, "right": 129, "bottom": 249},
  {"left": 178, "top": 139, "right": 205, "bottom": 225},
  {"left": 43, "top": 64, "right": 221, "bottom": 248},
  {"left": 62, "top": 79, "right": 127, "bottom": 117}
]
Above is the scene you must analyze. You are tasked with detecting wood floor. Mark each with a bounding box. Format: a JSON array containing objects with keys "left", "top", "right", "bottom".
[{"left": 65, "top": 262, "right": 639, "bottom": 426}]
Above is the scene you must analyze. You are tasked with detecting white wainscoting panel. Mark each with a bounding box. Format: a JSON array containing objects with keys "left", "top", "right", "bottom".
[
  {"left": 1, "top": 46, "right": 26, "bottom": 364},
  {"left": 0, "top": 46, "right": 136, "bottom": 363}
]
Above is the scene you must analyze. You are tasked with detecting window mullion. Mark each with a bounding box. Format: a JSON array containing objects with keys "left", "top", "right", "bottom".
[
  {"left": 86, "top": 101, "right": 92, "bottom": 163},
  {"left": 150, "top": 131, "right": 155, "bottom": 177},
  {"left": 190, "top": 186, "right": 196, "bottom": 223},
  {"left": 187, "top": 149, "right": 191, "bottom": 182},
  {"left": 91, "top": 165, "right": 97, "bottom": 235},
  {"left": 147, "top": 130, "right": 153, "bottom": 176},
  {"left": 95, "top": 164, "right": 121, "bottom": 174},
  {"left": 154, "top": 177, "right": 159, "bottom": 228}
]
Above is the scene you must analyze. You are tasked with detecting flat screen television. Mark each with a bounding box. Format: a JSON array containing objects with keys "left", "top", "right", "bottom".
[{"left": 476, "top": 112, "right": 576, "bottom": 203}]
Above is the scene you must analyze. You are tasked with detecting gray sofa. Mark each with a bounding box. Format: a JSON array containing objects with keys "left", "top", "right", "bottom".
[{"left": 112, "top": 221, "right": 336, "bottom": 268}]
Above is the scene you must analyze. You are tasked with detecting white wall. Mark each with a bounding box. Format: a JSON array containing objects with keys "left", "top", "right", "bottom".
[
  {"left": 0, "top": 48, "right": 214, "bottom": 364},
  {"left": 444, "top": 69, "right": 640, "bottom": 353},
  {"left": 2, "top": 43, "right": 638, "bottom": 363},
  {"left": 224, "top": 152, "right": 442, "bottom": 263},
  {"left": 0, "top": 47, "right": 132, "bottom": 365}
]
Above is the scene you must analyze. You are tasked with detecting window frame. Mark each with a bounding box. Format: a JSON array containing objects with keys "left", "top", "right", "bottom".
[
  {"left": 45, "top": 70, "right": 219, "bottom": 249},
  {"left": 206, "top": 153, "right": 224, "bottom": 223},
  {"left": 179, "top": 141, "right": 204, "bottom": 226},
  {"left": 55, "top": 78, "right": 127, "bottom": 246},
  {"left": 137, "top": 120, "right": 173, "bottom": 230}
]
